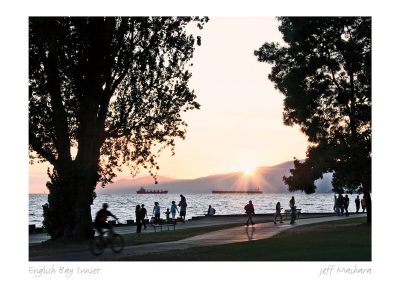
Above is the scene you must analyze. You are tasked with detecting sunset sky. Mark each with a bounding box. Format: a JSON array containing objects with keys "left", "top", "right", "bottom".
[{"left": 29, "top": 17, "right": 309, "bottom": 193}]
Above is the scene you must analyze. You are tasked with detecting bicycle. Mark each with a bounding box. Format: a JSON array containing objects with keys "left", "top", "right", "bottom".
[{"left": 90, "top": 226, "right": 125, "bottom": 256}]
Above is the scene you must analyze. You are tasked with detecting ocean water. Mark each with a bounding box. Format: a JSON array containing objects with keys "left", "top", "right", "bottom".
[{"left": 29, "top": 192, "right": 362, "bottom": 227}]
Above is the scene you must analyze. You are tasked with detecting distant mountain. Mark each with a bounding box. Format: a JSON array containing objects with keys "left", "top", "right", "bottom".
[
  {"left": 96, "top": 160, "right": 332, "bottom": 194},
  {"left": 96, "top": 175, "right": 177, "bottom": 193}
]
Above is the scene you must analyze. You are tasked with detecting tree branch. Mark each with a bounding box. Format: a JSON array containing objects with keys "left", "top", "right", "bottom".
[
  {"left": 43, "top": 20, "right": 72, "bottom": 162},
  {"left": 29, "top": 132, "right": 57, "bottom": 166}
]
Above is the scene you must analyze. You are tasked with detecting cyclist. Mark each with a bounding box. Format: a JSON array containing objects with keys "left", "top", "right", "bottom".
[{"left": 94, "top": 203, "right": 118, "bottom": 238}]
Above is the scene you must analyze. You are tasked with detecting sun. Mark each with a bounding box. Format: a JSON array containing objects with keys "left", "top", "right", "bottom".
[{"left": 242, "top": 165, "right": 256, "bottom": 176}]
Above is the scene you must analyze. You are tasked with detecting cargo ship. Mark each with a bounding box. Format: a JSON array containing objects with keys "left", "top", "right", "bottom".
[
  {"left": 136, "top": 187, "right": 168, "bottom": 194},
  {"left": 212, "top": 189, "right": 262, "bottom": 194}
]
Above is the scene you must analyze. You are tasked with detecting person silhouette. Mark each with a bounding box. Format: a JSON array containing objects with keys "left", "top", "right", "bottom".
[
  {"left": 135, "top": 204, "right": 143, "bottom": 234},
  {"left": 244, "top": 200, "right": 255, "bottom": 226},
  {"left": 344, "top": 194, "right": 350, "bottom": 216},
  {"left": 170, "top": 201, "right": 179, "bottom": 220},
  {"left": 153, "top": 202, "right": 161, "bottom": 224},
  {"left": 94, "top": 203, "right": 118, "bottom": 238},
  {"left": 165, "top": 208, "right": 171, "bottom": 222},
  {"left": 140, "top": 204, "right": 147, "bottom": 229},
  {"left": 274, "top": 202, "right": 283, "bottom": 224},
  {"left": 178, "top": 195, "right": 187, "bottom": 222},
  {"left": 361, "top": 196, "right": 366, "bottom": 213},
  {"left": 355, "top": 196, "right": 360, "bottom": 213},
  {"left": 207, "top": 205, "right": 216, "bottom": 216},
  {"left": 289, "top": 196, "right": 295, "bottom": 209},
  {"left": 337, "top": 193, "right": 344, "bottom": 216},
  {"left": 334, "top": 195, "right": 338, "bottom": 215}
]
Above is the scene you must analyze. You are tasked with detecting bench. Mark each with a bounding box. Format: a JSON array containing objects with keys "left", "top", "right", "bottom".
[
  {"left": 150, "top": 221, "right": 177, "bottom": 232},
  {"left": 150, "top": 224, "right": 163, "bottom": 232},
  {"left": 283, "top": 209, "right": 301, "bottom": 220},
  {"left": 164, "top": 221, "right": 176, "bottom": 231}
]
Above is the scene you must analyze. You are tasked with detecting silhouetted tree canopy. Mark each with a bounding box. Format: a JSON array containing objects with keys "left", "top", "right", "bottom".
[
  {"left": 29, "top": 17, "right": 208, "bottom": 239},
  {"left": 255, "top": 17, "right": 371, "bottom": 197}
]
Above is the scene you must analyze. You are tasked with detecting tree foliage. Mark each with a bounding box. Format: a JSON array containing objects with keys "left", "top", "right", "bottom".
[
  {"left": 255, "top": 17, "right": 371, "bottom": 195},
  {"left": 29, "top": 17, "right": 208, "bottom": 239}
]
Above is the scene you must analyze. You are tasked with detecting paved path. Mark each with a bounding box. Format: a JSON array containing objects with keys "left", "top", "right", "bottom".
[
  {"left": 30, "top": 214, "right": 365, "bottom": 261},
  {"left": 29, "top": 213, "right": 334, "bottom": 244}
]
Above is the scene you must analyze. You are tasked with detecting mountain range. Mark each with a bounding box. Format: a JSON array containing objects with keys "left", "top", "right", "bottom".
[{"left": 96, "top": 160, "right": 333, "bottom": 194}]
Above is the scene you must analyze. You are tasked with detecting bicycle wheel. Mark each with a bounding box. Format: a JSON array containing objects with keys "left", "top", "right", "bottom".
[
  {"left": 90, "top": 236, "right": 105, "bottom": 256},
  {"left": 110, "top": 234, "right": 124, "bottom": 253}
]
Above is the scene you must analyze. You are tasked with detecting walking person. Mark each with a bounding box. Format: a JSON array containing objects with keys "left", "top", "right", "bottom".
[
  {"left": 344, "top": 194, "right": 350, "bottom": 216},
  {"left": 244, "top": 200, "right": 255, "bottom": 226},
  {"left": 170, "top": 201, "right": 179, "bottom": 220},
  {"left": 273, "top": 201, "right": 283, "bottom": 224},
  {"left": 140, "top": 204, "right": 147, "bottom": 229},
  {"left": 289, "top": 196, "right": 296, "bottom": 224},
  {"left": 153, "top": 202, "right": 161, "bottom": 224},
  {"left": 178, "top": 195, "right": 187, "bottom": 222},
  {"left": 361, "top": 196, "right": 366, "bottom": 213},
  {"left": 337, "top": 193, "right": 344, "bottom": 216},
  {"left": 135, "top": 204, "right": 143, "bottom": 234},
  {"left": 355, "top": 195, "right": 361, "bottom": 213},
  {"left": 344, "top": 195, "right": 350, "bottom": 217}
]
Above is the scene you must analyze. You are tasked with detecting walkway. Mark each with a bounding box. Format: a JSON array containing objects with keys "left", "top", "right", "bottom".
[
  {"left": 30, "top": 214, "right": 365, "bottom": 261},
  {"left": 29, "top": 213, "right": 332, "bottom": 244}
]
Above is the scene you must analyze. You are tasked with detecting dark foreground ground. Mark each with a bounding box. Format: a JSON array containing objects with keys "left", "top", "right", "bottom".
[
  {"left": 118, "top": 217, "right": 371, "bottom": 261},
  {"left": 30, "top": 214, "right": 370, "bottom": 261}
]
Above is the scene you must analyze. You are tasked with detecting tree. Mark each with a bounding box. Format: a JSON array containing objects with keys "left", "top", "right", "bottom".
[
  {"left": 29, "top": 17, "right": 208, "bottom": 239},
  {"left": 255, "top": 17, "right": 371, "bottom": 222}
]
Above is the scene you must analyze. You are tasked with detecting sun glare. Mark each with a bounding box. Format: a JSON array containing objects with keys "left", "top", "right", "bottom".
[{"left": 242, "top": 166, "right": 256, "bottom": 176}]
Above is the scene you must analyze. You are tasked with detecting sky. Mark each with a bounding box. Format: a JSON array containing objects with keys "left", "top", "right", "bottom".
[{"left": 29, "top": 17, "right": 310, "bottom": 193}]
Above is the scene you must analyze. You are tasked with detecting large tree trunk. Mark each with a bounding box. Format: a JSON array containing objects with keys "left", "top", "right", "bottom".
[
  {"left": 72, "top": 168, "right": 99, "bottom": 239},
  {"left": 43, "top": 163, "right": 98, "bottom": 240},
  {"left": 71, "top": 189, "right": 95, "bottom": 240}
]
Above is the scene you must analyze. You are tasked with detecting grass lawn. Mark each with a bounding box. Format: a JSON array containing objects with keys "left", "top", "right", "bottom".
[
  {"left": 29, "top": 223, "right": 242, "bottom": 257},
  {"left": 118, "top": 217, "right": 371, "bottom": 261}
]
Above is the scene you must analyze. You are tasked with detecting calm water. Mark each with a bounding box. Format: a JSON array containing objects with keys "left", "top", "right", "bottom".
[{"left": 29, "top": 192, "right": 361, "bottom": 227}]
